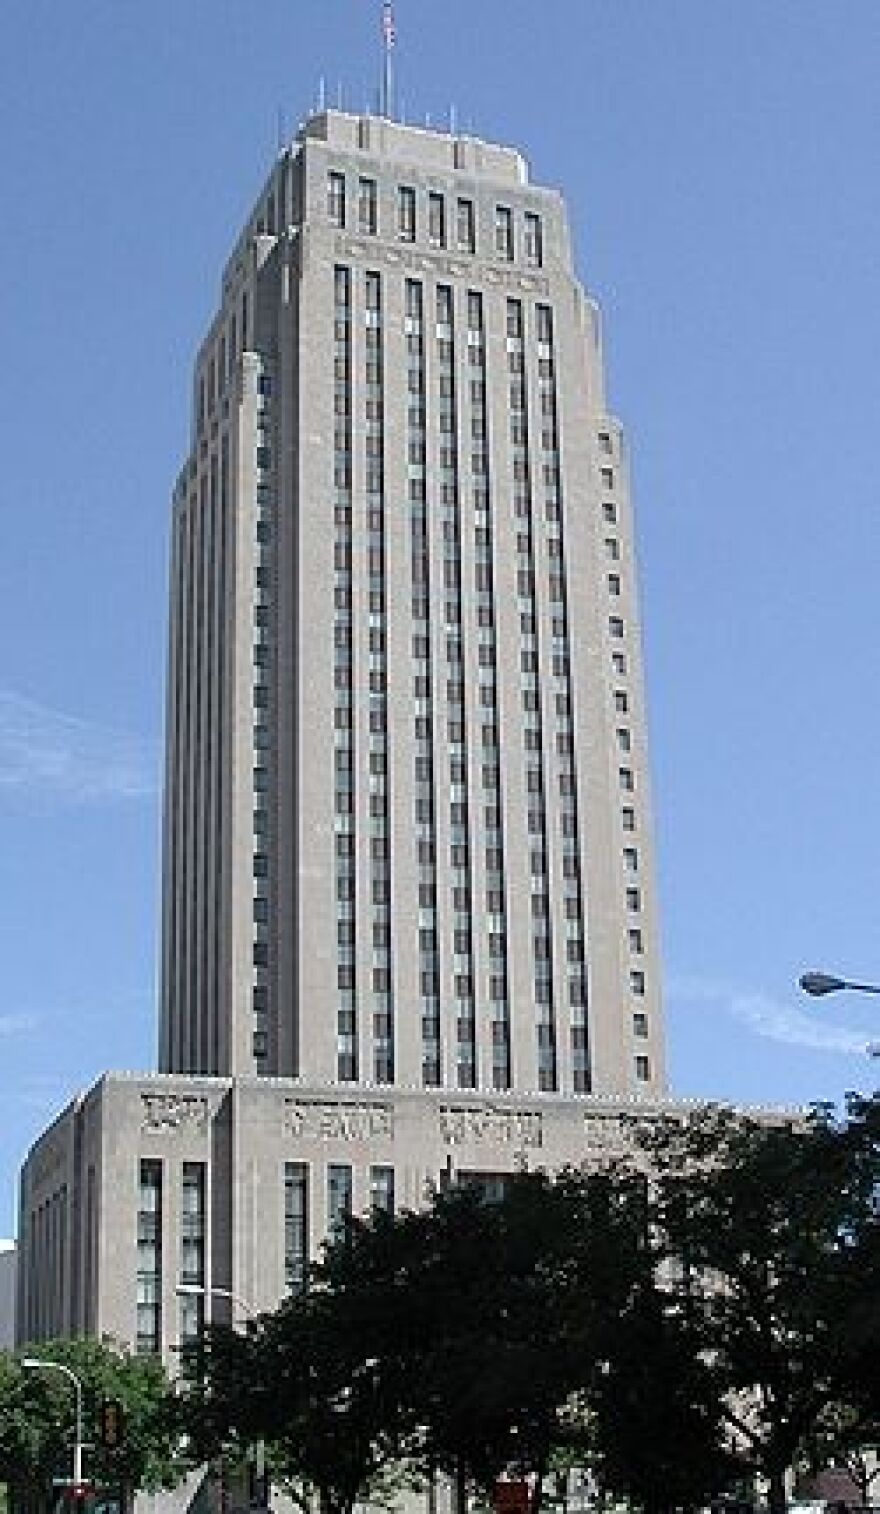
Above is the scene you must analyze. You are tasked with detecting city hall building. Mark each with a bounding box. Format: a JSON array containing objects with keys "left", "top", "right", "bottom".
[{"left": 19, "top": 108, "right": 685, "bottom": 1361}]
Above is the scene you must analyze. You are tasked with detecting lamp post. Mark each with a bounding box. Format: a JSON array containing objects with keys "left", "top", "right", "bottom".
[
  {"left": 799, "top": 971, "right": 880, "bottom": 1058},
  {"left": 176, "top": 1281, "right": 257, "bottom": 1323},
  {"left": 176, "top": 1284, "right": 267, "bottom": 1510},
  {"left": 799, "top": 971, "right": 880, "bottom": 998},
  {"left": 22, "top": 1356, "right": 85, "bottom": 1487}
]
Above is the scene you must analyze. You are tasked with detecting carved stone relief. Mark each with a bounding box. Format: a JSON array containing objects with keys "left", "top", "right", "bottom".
[
  {"left": 141, "top": 1093, "right": 210, "bottom": 1134},
  {"left": 283, "top": 1099, "right": 395, "bottom": 1142},
  {"left": 333, "top": 234, "right": 550, "bottom": 295},
  {"left": 438, "top": 1105, "right": 544, "bottom": 1149}
]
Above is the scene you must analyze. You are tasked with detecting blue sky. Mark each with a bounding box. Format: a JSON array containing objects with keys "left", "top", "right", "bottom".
[{"left": 1, "top": 1, "right": 879, "bottom": 1232}]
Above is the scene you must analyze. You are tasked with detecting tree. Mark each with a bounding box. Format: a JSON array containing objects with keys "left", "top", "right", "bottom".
[
  {"left": 308, "top": 1167, "right": 658, "bottom": 1514},
  {"left": 182, "top": 1168, "right": 655, "bottom": 1514},
  {"left": 589, "top": 1280, "right": 737, "bottom": 1514},
  {"left": 636, "top": 1094, "right": 880, "bottom": 1514},
  {"left": 182, "top": 1265, "right": 411, "bottom": 1514},
  {"left": 0, "top": 1338, "right": 190, "bottom": 1511}
]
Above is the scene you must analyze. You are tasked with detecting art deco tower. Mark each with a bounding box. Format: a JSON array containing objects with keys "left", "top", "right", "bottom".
[{"left": 159, "top": 109, "right": 665, "bottom": 1102}]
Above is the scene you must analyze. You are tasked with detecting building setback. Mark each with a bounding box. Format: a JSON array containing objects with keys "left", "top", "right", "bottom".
[{"left": 20, "top": 111, "right": 673, "bottom": 1366}]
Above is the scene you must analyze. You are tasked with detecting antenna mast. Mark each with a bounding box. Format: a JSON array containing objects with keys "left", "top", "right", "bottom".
[{"left": 381, "top": 1, "right": 396, "bottom": 118}]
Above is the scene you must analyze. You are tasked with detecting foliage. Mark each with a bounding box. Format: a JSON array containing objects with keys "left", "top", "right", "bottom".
[
  {"left": 634, "top": 1093, "right": 880, "bottom": 1514},
  {"left": 182, "top": 1094, "right": 880, "bottom": 1514},
  {"left": 0, "top": 1336, "right": 191, "bottom": 1507}
]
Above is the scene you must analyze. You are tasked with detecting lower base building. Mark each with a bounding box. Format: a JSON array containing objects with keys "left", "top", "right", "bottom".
[{"left": 18, "top": 1071, "right": 698, "bottom": 1356}]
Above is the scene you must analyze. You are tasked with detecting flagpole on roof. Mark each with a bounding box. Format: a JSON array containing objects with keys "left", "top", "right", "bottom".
[{"left": 381, "top": 2, "right": 396, "bottom": 119}]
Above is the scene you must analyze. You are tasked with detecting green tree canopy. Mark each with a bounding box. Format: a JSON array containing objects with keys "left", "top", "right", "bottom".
[
  {"left": 0, "top": 1337, "right": 189, "bottom": 1508},
  {"left": 635, "top": 1094, "right": 880, "bottom": 1514}
]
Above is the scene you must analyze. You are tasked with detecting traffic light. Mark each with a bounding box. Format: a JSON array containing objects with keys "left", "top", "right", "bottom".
[{"left": 100, "top": 1397, "right": 125, "bottom": 1448}]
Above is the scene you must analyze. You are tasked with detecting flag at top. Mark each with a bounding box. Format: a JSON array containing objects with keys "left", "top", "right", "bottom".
[{"left": 382, "top": 1, "right": 396, "bottom": 49}]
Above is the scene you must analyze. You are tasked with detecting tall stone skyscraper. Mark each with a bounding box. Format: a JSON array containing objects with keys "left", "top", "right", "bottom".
[
  {"left": 159, "top": 110, "right": 665, "bottom": 1101},
  {"left": 19, "top": 110, "right": 675, "bottom": 1360}
]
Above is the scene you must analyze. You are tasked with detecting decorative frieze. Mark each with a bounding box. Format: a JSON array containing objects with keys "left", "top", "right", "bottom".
[
  {"left": 438, "top": 1105, "right": 544, "bottom": 1149},
  {"left": 283, "top": 1099, "right": 395, "bottom": 1142},
  {"left": 141, "top": 1093, "right": 210, "bottom": 1134},
  {"left": 581, "top": 1112, "right": 631, "bottom": 1155},
  {"left": 333, "top": 234, "right": 550, "bottom": 295}
]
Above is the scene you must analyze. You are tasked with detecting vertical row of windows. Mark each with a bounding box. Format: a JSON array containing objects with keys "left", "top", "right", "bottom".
[
  {"left": 599, "top": 433, "right": 652, "bottom": 1087},
  {"left": 440, "top": 287, "right": 477, "bottom": 1091},
  {"left": 24, "top": 1183, "right": 68, "bottom": 1343},
  {"left": 535, "top": 305, "right": 589, "bottom": 1092},
  {"left": 406, "top": 281, "right": 441, "bottom": 1088},
  {"left": 467, "top": 293, "right": 511, "bottom": 1091},
  {"left": 252, "top": 368, "right": 274, "bottom": 1069},
  {"left": 196, "top": 286, "right": 246, "bottom": 435},
  {"left": 165, "top": 499, "right": 186, "bottom": 1070},
  {"left": 284, "top": 1162, "right": 309, "bottom": 1294},
  {"left": 364, "top": 271, "right": 395, "bottom": 1085},
  {"left": 199, "top": 456, "right": 218, "bottom": 1073},
  {"left": 178, "top": 1161, "right": 206, "bottom": 1346},
  {"left": 136, "top": 1160, "right": 162, "bottom": 1355},
  {"left": 333, "top": 266, "right": 357, "bottom": 1083},
  {"left": 507, "top": 299, "right": 557, "bottom": 1092},
  {"left": 169, "top": 417, "right": 229, "bottom": 1077},
  {"left": 190, "top": 476, "right": 208, "bottom": 1065},
  {"left": 215, "top": 436, "right": 229, "bottom": 1070}
]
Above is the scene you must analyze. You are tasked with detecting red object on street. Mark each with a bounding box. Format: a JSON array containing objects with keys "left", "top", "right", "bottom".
[{"left": 493, "top": 1481, "right": 530, "bottom": 1514}]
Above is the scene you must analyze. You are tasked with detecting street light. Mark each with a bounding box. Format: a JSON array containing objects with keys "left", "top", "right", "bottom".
[
  {"left": 799, "top": 971, "right": 880, "bottom": 1060},
  {"left": 176, "top": 1283, "right": 266, "bottom": 1510},
  {"left": 799, "top": 971, "right": 880, "bottom": 998},
  {"left": 22, "top": 1357, "right": 85, "bottom": 1487},
  {"left": 176, "top": 1282, "right": 257, "bottom": 1322}
]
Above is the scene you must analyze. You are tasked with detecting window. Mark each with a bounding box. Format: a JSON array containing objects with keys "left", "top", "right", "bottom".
[
  {"left": 284, "top": 1163, "right": 309, "bottom": 1293},
  {"left": 623, "top": 847, "right": 638, "bottom": 872},
  {"left": 358, "top": 177, "right": 378, "bottom": 235},
  {"left": 617, "top": 728, "right": 632, "bottom": 753},
  {"left": 609, "top": 616, "right": 625, "bottom": 639},
  {"left": 524, "top": 212, "right": 543, "bottom": 268},
  {"left": 630, "top": 969, "right": 646, "bottom": 996},
  {"left": 179, "top": 1163, "right": 206, "bottom": 1346},
  {"left": 428, "top": 192, "right": 446, "bottom": 247},
  {"left": 619, "top": 767, "right": 634, "bottom": 792},
  {"left": 136, "top": 1160, "right": 162, "bottom": 1355},
  {"left": 328, "top": 1164, "right": 353, "bottom": 1241},
  {"left": 601, "top": 467, "right": 614, "bottom": 488},
  {"left": 614, "top": 689, "right": 629, "bottom": 713},
  {"left": 603, "top": 502, "right": 617, "bottom": 524},
  {"left": 626, "top": 887, "right": 641, "bottom": 913},
  {"left": 370, "top": 1166, "right": 395, "bottom": 1214},
  {"left": 635, "top": 1054, "right": 651, "bottom": 1083},
  {"left": 633, "top": 1011, "right": 649, "bottom": 1038},
  {"left": 629, "top": 927, "right": 643, "bottom": 954},
  {"left": 397, "top": 185, "right": 416, "bottom": 241},
  {"left": 621, "top": 806, "right": 636, "bottom": 832},
  {"left": 457, "top": 197, "right": 475, "bottom": 253},
  {"left": 608, "top": 574, "right": 621, "bottom": 596},
  {"left": 327, "top": 171, "right": 346, "bottom": 228},
  {"left": 495, "top": 205, "right": 514, "bottom": 260}
]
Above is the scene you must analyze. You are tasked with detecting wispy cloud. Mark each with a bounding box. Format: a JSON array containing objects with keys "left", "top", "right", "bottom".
[
  {"left": 0, "top": 1014, "right": 38, "bottom": 1038},
  {"left": 0, "top": 689, "right": 157, "bottom": 802},
  {"left": 669, "top": 974, "right": 874, "bottom": 1056}
]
